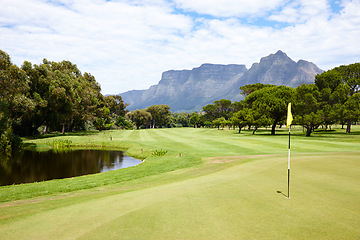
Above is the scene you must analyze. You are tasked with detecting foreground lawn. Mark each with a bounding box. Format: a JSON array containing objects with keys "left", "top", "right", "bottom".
[{"left": 0, "top": 126, "right": 359, "bottom": 239}]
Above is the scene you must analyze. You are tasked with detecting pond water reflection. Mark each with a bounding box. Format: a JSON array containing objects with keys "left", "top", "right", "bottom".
[{"left": 0, "top": 150, "right": 142, "bottom": 186}]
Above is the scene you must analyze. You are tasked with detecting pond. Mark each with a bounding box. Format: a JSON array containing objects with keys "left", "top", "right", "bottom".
[{"left": 0, "top": 150, "right": 142, "bottom": 186}]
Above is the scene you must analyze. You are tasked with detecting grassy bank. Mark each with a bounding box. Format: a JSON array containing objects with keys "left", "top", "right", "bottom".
[
  {"left": 1, "top": 129, "right": 202, "bottom": 202},
  {"left": 0, "top": 126, "right": 359, "bottom": 239}
]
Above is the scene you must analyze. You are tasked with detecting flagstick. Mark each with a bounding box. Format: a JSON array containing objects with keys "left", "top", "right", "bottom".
[
  {"left": 287, "top": 127, "right": 291, "bottom": 198},
  {"left": 285, "top": 102, "right": 293, "bottom": 199}
]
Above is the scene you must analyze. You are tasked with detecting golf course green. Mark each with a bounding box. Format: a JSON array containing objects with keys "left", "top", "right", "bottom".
[{"left": 0, "top": 126, "right": 359, "bottom": 239}]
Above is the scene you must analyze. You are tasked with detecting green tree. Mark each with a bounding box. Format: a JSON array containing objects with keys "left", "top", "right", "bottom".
[
  {"left": 20, "top": 59, "right": 104, "bottom": 134},
  {"left": 212, "top": 117, "right": 227, "bottom": 130},
  {"left": 21, "top": 60, "right": 75, "bottom": 134},
  {"left": 315, "top": 63, "right": 360, "bottom": 133},
  {"left": 146, "top": 105, "right": 171, "bottom": 128},
  {"left": 0, "top": 50, "right": 26, "bottom": 153},
  {"left": 202, "top": 103, "right": 217, "bottom": 122},
  {"left": 189, "top": 113, "right": 203, "bottom": 128},
  {"left": 127, "top": 109, "right": 151, "bottom": 129},
  {"left": 232, "top": 108, "right": 254, "bottom": 133},
  {"left": 1, "top": 50, "right": 117, "bottom": 136},
  {"left": 104, "top": 95, "right": 128, "bottom": 118},
  {"left": 69, "top": 72, "right": 102, "bottom": 131},
  {"left": 115, "top": 116, "right": 133, "bottom": 129},
  {"left": 203, "top": 99, "right": 233, "bottom": 122},
  {"left": 240, "top": 83, "right": 275, "bottom": 97},
  {"left": 294, "top": 84, "right": 323, "bottom": 136},
  {"left": 172, "top": 112, "right": 191, "bottom": 127},
  {"left": 93, "top": 106, "right": 113, "bottom": 131},
  {"left": 245, "top": 85, "right": 294, "bottom": 135},
  {"left": 333, "top": 63, "right": 360, "bottom": 133},
  {"left": 342, "top": 93, "right": 360, "bottom": 129}
]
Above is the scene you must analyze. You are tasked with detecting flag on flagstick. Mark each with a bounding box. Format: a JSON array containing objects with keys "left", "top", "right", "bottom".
[
  {"left": 287, "top": 102, "right": 293, "bottom": 128},
  {"left": 286, "top": 103, "right": 292, "bottom": 198}
]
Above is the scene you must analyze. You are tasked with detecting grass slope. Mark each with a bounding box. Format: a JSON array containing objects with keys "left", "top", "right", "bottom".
[{"left": 0, "top": 126, "right": 359, "bottom": 239}]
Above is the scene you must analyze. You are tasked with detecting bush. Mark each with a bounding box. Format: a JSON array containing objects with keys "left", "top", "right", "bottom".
[
  {"left": 0, "top": 125, "right": 23, "bottom": 155},
  {"left": 46, "top": 139, "right": 72, "bottom": 152},
  {"left": 115, "top": 116, "right": 134, "bottom": 130},
  {"left": 152, "top": 149, "right": 168, "bottom": 156},
  {"left": 0, "top": 126, "right": 12, "bottom": 154}
]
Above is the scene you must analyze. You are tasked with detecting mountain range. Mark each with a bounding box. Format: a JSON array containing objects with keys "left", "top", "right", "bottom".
[{"left": 120, "top": 50, "right": 323, "bottom": 112}]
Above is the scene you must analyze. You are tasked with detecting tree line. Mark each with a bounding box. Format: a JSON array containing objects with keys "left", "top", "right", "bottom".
[
  {"left": 195, "top": 63, "right": 360, "bottom": 136},
  {"left": 1, "top": 48, "right": 359, "bottom": 153},
  {"left": 0, "top": 50, "right": 127, "bottom": 154},
  {"left": 126, "top": 105, "right": 199, "bottom": 129},
  {"left": 0, "top": 50, "right": 195, "bottom": 154},
  {"left": 128, "top": 63, "right": 359, "bottom": 136}
]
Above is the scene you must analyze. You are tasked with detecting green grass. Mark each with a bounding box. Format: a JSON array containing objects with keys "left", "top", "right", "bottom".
[{"left": 0, "top": 126, "right": 359, "bottom": 239}]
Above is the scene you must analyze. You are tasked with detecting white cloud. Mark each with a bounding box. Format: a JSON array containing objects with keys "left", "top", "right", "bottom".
[
  {"left": 0, "top": 0, "right": 359, "bottom": 95},
  {"left": 268, "top": 0, "right": 332, "bottom": 24},
  {"left": 173, "top": 0, "right": 287, "bottom": 18}
]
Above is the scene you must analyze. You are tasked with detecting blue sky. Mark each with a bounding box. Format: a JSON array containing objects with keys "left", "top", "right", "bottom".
[{"left": 0, "top": 0, "right": 359, "bottom": 94}]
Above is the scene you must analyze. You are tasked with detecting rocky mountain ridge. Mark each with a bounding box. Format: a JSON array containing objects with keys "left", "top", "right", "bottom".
[{"left": 120, "top": 50, "right": 323, "bottom": 112}]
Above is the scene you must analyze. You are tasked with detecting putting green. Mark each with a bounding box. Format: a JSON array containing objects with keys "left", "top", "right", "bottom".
[
  {"left": 1, "top": 152, "right": 359, "bottom": 239},
  {"left": 0, "top": 127, "right": 359, "bottom": 239}
]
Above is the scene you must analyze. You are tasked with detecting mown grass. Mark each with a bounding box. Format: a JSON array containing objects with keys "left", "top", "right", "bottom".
[
  {"left": 1, "top": 126, "right": 359, "bottom": 202},
  {"left": 0, "top": 126, "right": 359, "bottom": 239}
]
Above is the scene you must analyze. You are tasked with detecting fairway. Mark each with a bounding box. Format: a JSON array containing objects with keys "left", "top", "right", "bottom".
[{"left": 1, "top": 127, "right": 360, "bottom": 239}]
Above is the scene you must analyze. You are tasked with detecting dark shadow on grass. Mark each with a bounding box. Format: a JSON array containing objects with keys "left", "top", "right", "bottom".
[
  {"left": 277, "top": 190, "right": 288, "bottom": 198},
  {"left": 24, "top": 131, "right": 100, "bottom": 140},
  {"left": 313, "top": 129, "right": 360, "bottom": 135},
  {"left": 65, "top": 131, "right": 100, "bottom": 136},
  {"left": 22, "top": 142, "right": 52, "bottom": 152},
  {"left": 23, "top": 143, "right": 37, "bottom": 149},
  {"left": 232, "top": 129, "right": 290, "bottom": 136},
  {"left": 234, "top": 129, "right": 303, "bottom": 136},
  {"left": 232, "top": 126, "right": 360, "bottom": 137}
]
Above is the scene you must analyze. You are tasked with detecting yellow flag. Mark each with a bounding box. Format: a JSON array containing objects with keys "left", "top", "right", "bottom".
[{"left": 286, "top": 103, "right": 293, "bottom": 128}]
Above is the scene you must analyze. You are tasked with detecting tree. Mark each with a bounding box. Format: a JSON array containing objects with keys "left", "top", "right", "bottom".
[
  {"left": 146, "top": 105, "right": 171, "bottom": 128},
  {"left": 127, "top": 109, "right": 151, "bottom": 129},
  {"left": 321, "top": 104, "right": 336, "bottom": 130},
  {"left": 189, "top": 113, "right": 203, "bottom": 128},
  {"left": 334, "top": 63, "right": 360, "bottom": 96},
  {"left": 232, "top": 108, "right": 254, "bottom": 133},
  {"left": 245, "top": 85, "right": 294, "bottom": 135},
  {"left": 93, "top": 106, "right": 113, "bottom": 131},
  {"left": 1, "top": 49, "right": 129, "bottom": 136},
  {"left": 21, "top": 60, "right": 76, "bottom": 134},
  {"left": 294, "top": 84, "right": 323, "bottom": 136},
  {"left": 250, "top": 111, "right": 272, "bottom": 134},
  {"left": 71, "top": 72, "right": 102, "bottom": 131},
  {"left": 212, "top": 117, "right": 227, "bottom": 130},
  {"left": 96, "top": 95, "right": 129, "bottom": 130},
  {"left": 104, "top": 95, "right": 128, "bottom": 118},
  {"left": 19, "top": 59, "right": 105, "bottom": 134},
  {"left": 202, "top": 104, "right": 217, "bottom": 122},
  {"left": 240, "top": 83, "right": 275, "bottom": 97},
  {"left": 334, "top": 63, "right": 360, "bottom": 133},
  {"left": 342, "top": 93, "right": 360, "bottom": 130},
  {"left": 314, "top": 70, "right": 342, "bottom": 92},
  {"left": 115, "top": 116, "right": 133, "bottom": 129},
  {"left": 202, "top": 99, "right": 233, "bottom": 122},
  {"left": 315, "top": 63, "right": 360, "bottom": 133},
  {"left": 0, "top": 50, "right": 26, "bottom": 153},
  {"left": 231, "top": 100, "right": 247, "bottom": 112},
  {"left": 172, "top": 112, "right": 191, "bottom": 127}
]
